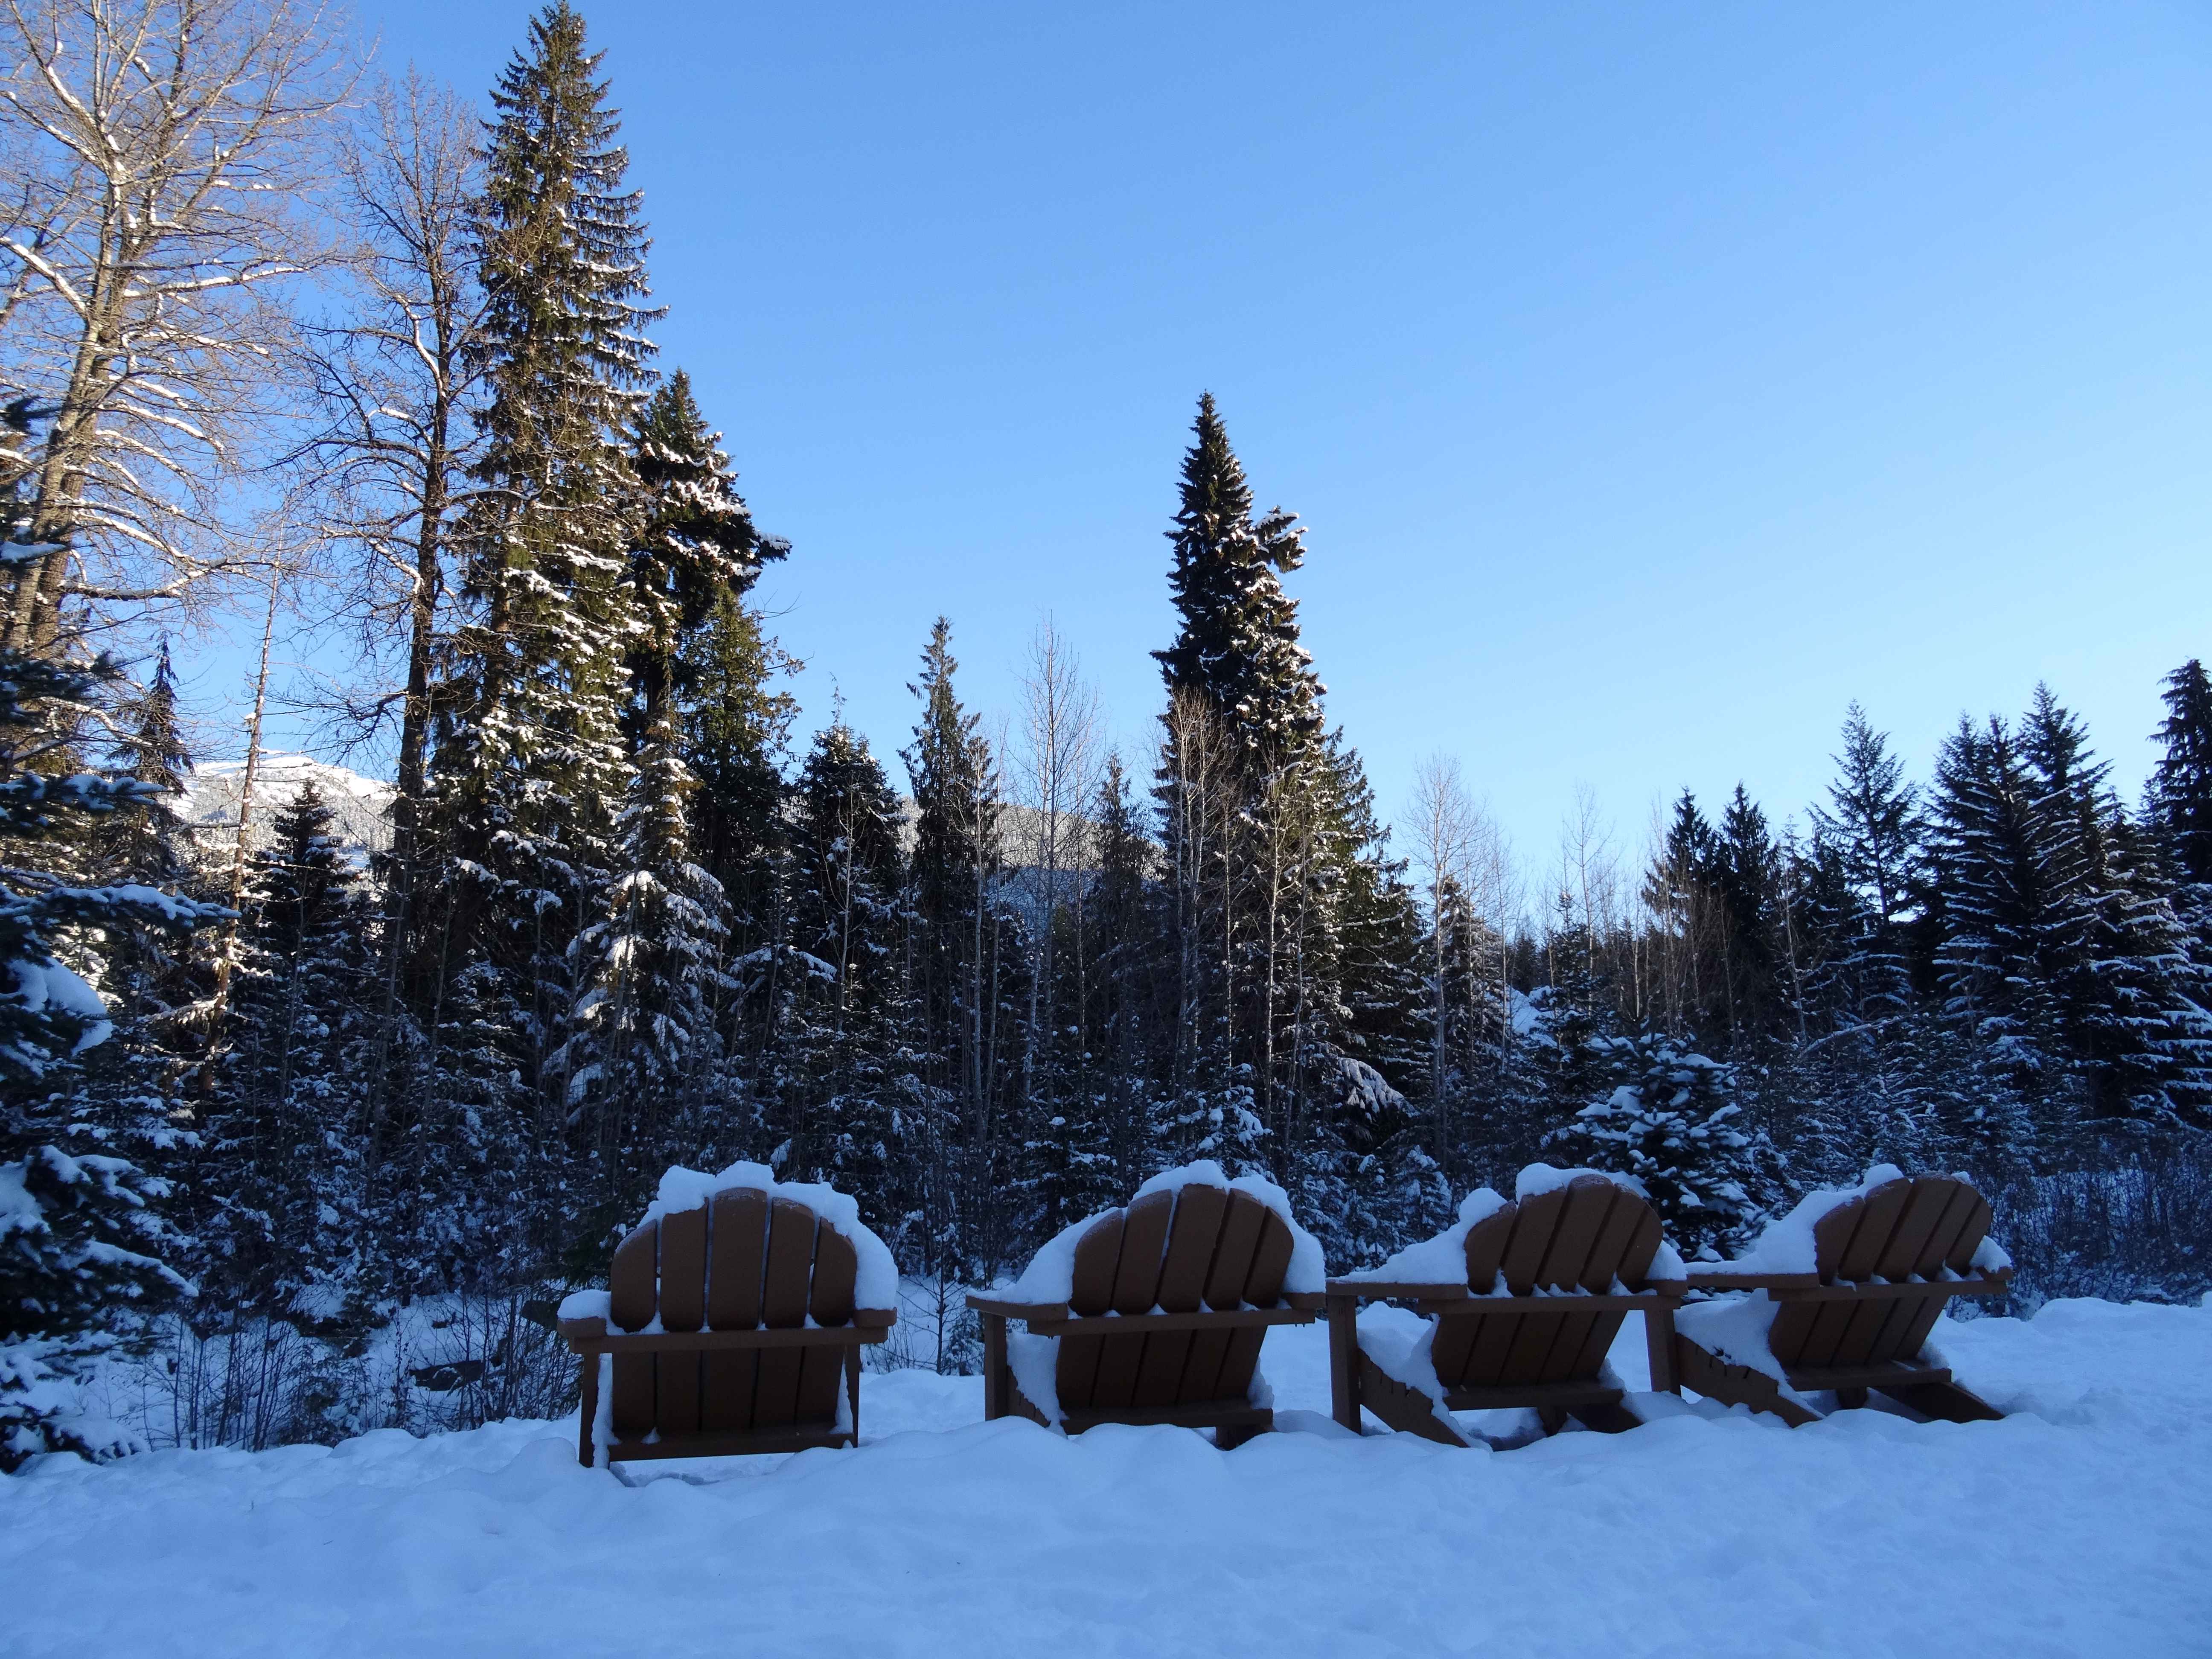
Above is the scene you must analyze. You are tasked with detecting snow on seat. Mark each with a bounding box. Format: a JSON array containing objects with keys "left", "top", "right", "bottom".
[
  {"left": 556, "top": 1162, "right": 898, "bottom": 1467},
  {"left": 1324, "top": 1166, "right": 1688, "bottom": 1447},
  {"left": 967, "top": 1162, "right": 1326, "bottom": 1448},
  {"left": 1669, "top": 1166, "right": 2013, "bottom": 1426}
]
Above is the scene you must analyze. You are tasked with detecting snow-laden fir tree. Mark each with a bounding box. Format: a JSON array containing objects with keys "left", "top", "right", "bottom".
[{"left": 413, "top": 0, "right": 659, "bottom": 1274}]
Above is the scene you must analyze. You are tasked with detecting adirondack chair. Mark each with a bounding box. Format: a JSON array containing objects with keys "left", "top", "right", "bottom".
[
  {"left": 557, "top": 1166, "right": 897, "bottom": 1467},
  {"left": 1324, "top": 1168, "right": 1688, "bottom": 1446},
  {"left": 1659, "top": 1169, "right": 2010, "bottom": 1426},
  {"left": 967, "top": 1165, "right": 1326, "bottom": 1448}
]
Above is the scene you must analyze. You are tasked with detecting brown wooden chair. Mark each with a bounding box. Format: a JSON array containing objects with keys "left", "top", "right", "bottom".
[
  {"left": 558, "top": 1176, "right": 897, "bottom": 1467},
  {"left": 1324, "top": 1171, "right": 1688, "bottom": 1446},
  {"left": 967, "top": 1174, "right": 1326, "bottom": 1448},
  {"left": 1661, "top": 1172, "right": 2010, "bottom": 1426}
]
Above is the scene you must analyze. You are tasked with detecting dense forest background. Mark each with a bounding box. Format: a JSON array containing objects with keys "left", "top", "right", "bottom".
[{"left": 3, "top": 1, "right": 2206, "bottom": 1467}]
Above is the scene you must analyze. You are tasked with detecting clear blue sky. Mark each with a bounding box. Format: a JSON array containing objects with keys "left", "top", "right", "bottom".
[{"left": 237, "top": 1, "right": 2212, "bottom": 881}]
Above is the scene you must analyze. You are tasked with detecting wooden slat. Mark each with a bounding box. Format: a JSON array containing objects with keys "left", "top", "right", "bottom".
[
  {"left": 1914, "top": 1182, "right": 1982, "bottom": 1279},
  {"left": 658, "top": 1350, "right": 702, "bottom": 1435},
  {"left": 1765, "top": 1275, "right": 2012, "bottom": 1302},
  {"left": 707, "top": 1188, "right": 768, "bottom": 1329},
  {"left": 1535, "top": 1177, "right": 1616, "bottom": 1291},
  {"left": 1812, "top": 1191, "right": 1870, "bottom": 1281},
  {"left": 1500, "top": 1187, "right": 1567, "bottom": 1295},
  {"left": 809, "top": 1221, "right": 859, "bottom": 1328},
  {"left": 1457, "top": 1308, "right": 1524, "bottom": 1387},
  {"left": 1829, "top": 1286, "right": 1908, "bottom": 1368},
  {"left": 1132, "top": 1330, "right": 1195, "bottom": 1408},
  {"left": 1765, "top": 1301, "right": 1825, "bottom": 1369},
  {"left": 1112, "top": 1190, "right": 1174, "bottom": 1313},
  {"left": 1561, "top": 1309, "right": 1628, "bottom": 1382},
  {"left": 658, "top": 1207, "right": 708, "bottom": 1333},
  {"left": 1211, "top": 1326, "right": 1267, "bottom": 1405},
  {"left": 753, "top": 1199, "right": 818, "bottom": 1428},
  {"left": 608, "top": 1223, "right": 658, "bottom": 1333},
  {"left": 1069, "top": 1213, "right": 1125, "bottom": 1317},
  {"left": 1944, "top": 1191, "right": 1994, "bottom": 1274},
  {"left": 1421, "top": 1292, "right": 1679, "bottom": 1314},
  {"left": 611, "top": 1353, "right": 655, "bottom": 1438},
  {"left": 1327, "top": 1295, "right": 1361, "bottom": 1431},
  {"left": 699, "top": 1351, "right": 758, "bottom": 1433},
  {"left": 1618, "top": 1203, "right": 1665, "bottom": 1289},
  {"left": 1084, "top": 1333, "right": 1147, "bottom": 1411},
  {"left": 1429, "top": 1304, "right": 1479, "bottom": 1386},
  {"left": 1834, "top": 1179, "right": 1911, "bottom": 1281},
  {"left": 966, "top": 1295, "right": 1071, "bottom": 1320},
  {"left": 1055, "top": 1334, "right": 1106, "bottom": 1411},
  {"left": 1887, "top": 1291, "right": 1949, "bottom": 1365},
  {"left": 795, "top": 1219, "right": 859, "bottom": 1422},
  {"left": 1242, "top": 1211, "right": 1295, "bottom": 1307},
  {"left": 1580, "top": 1186, "right": 1646, "bottom": 1293},
  {"left": 1463, "top": 1203, "right": 1516, "bottom": 1294},
  {"left": 1025, "top": 1307, "right": 1313, "bottom": 1336},
  {"left": 1156, "top": 1184, "right": 1229, "bottom": 1312},
  {"left": 1353, "top": 1350, "right": 1475, "bottom": 1447},
  {"left": 1205, "top": 1192, "right": 1267, "bottom": 1310},
  {"left": 1178, "top": 1327, "right": 1233, "bottom": 1403},
  {"left": 1325, "top": 1280, "right": 1469, "bottom": 1302},
  {"left": 1135, "top": 1185, "right": 1227, "bottom": 1404},
  {"left": 568, "top": 1326, "right": 885, "bottom": 1354},
  {"left": 1497, "top": 1309, "right": 1571, "bottom": 1385},
  {"left": 1877, "top": 1180, "right": 1957, "bottom": 1281}
]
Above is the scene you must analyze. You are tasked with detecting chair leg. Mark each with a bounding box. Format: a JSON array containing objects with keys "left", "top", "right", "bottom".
[
  {"left": 1215, "top": 1420, "right": 1264, "bottom": 1450},
  {"left": 576, "top": 1351, "right": 599, "bottom": 1469},
  {"left": 982, "top": 1312, "right": 1009, "bottom": 1422},
  {"left": 1327, "top": 1294, "right": 1362, "bottom": 1432},
  {"left": 1644, "top": 1303, "right": 1680, "bottom": 1393},
  {"left": 1835, "top": 1385, "right": 1869, "bottom": 1410},
  {"left": 845, "top": 1343, "right": 863, "bottom": 1445}
]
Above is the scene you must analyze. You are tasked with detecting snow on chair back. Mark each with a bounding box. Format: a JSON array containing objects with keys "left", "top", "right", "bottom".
[
  {"left": 1770, "top": 1175, "right": 1994, "bottom": 1374},
  {"left": 1056, "top": 1184, "right": 1297, "bottom": 1415},
  {"left": 1432, "top": 1173, "right": 1666, "bottom": 1392}
]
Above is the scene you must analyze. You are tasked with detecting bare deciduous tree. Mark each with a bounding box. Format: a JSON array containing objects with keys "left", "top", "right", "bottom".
[{"left": 0, "top": 0, "right": 350, "bottom": 655}]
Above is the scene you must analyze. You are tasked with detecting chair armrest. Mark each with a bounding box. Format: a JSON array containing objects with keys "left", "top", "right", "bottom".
[
  {"left": 1324, "top": 1278, "right": 1469, "bottom": 1302},
  {"left": 965, "top": 1294, "right": 1071, "bottom": 1321},
  {"left": 1683, "top": 1268, "right": 1822, "bottom": 1292},
  {"left": 557, "top": 1315, "right": 608, "bottom": 1348},
  {"left": 1282, "top": 1291, "right": 1329, "bottom": 1312},
  {"left": 853, "top": 1308, "right": 898, "bottom": 1329}
]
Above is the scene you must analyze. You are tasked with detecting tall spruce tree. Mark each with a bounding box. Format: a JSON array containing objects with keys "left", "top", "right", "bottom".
[{"left": 412, "top": 1, "right": 658, "bottom": 1275}]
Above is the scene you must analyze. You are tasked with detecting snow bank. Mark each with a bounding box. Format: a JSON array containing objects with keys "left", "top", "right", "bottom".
[
  {"left": 628, "top": 1162, "right": 899, "bottom": 1312},
  {"left": 6, "top": 1300, "right": 2206, "bottom": 1657},
  {"left": 1002, "top": 1161, "right": 1324, "bottom": 1305}
]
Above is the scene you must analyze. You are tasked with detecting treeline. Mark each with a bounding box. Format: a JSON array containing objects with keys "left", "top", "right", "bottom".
[{"left": 2, "top": 2, "right": 2206, "bottom": 1466}]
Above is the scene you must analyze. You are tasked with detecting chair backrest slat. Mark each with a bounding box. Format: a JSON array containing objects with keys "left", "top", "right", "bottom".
[
  {"left": 1944, "top": 1191, "right": 1993, "bottom": 1274},
  {"left": 1826, "top": 1179, "right": 1908, "bottom": 1280},
  {"left": 1242, "top": 1209, "right": 1295, "bottom": 1307},
  {"left": 1915, "top": 1182, "right": 1982, "bottom": 1278},
  {"left": 707, "top": 1189, "right": 768, "bottom": 1330},
  {"left": 1499, "top": 1187, "right": 1566, "bottom": 1294},
  {"left": 1580, "top": 1190, "right": 1643, "bottom": 1292},
  {"left": 1874, "top": 1181, "right": 1955, "bottom": 1280},
  {"left": 1155, "top": 1185, "right": 1228, "bottom": 1313},
  {"left": 658, "top": 1207, "right": 708, "bottom": 1333},
  {"left": 1069, "top": 1214, "right": 1123, "bottom": 1316},
  {"left": 609, "top": 1225, "right": 657, "bottom": 1332},
  {"left": 810, "top": 1221, "right": 858, "bottom": 1326},
  {"left": 1111, "top": 1189, "right": 1174, "bottom": 1314},
  {"left": 1534, "top": 1176, "right": 1615, "bottom": 1290},
  {"left": 1463, "top": 1206, "right": 1515, "bottom": 1291},
  {"left": 1205, "top": 1192, "right": 1268, "bottom": 1310},
  {"left": 760, "top": 1198, "right": 817, "bottom": 1328}
]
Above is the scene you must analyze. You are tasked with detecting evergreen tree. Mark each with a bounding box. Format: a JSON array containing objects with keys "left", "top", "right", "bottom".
[
  {"left": 197, "top": 784, "right": 375, "bottom": 1326},
  {"left": 411, "top": 0, "right": 658, "bottom": 1275},
  {"left": 2151, "top": 659, "right": 2212, "bottom": 886},
  {"left": 0, "top": 652, "right": 215, "bottom": 1468},
  {"left": 1805, "top": 704, "right": 1924, "bottom": 1024}
]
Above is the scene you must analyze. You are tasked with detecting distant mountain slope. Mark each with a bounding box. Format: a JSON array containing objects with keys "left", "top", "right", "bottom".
[{"left": 185, "top": 754, "right": 395, "bottom": 858}]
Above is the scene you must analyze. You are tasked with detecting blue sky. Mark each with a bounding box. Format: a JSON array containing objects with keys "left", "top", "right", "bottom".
[{"left": 230, "top": 1, "right": 2212, "bottom": 880}]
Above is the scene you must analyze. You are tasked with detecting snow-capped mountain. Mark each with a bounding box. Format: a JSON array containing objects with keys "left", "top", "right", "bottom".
[{"left": 184, "top": 754, "right": 395, "bottom": 858}]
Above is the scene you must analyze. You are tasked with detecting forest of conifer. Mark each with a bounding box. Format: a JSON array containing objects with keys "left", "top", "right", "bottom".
[{"left": 2, "top": 1, "right": 2206, "bottom": 1466}]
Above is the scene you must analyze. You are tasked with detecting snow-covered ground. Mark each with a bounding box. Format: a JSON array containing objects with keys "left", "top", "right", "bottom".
[{"left": 4, "top": 1298, "right": 2206, "bottom": 1657}]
